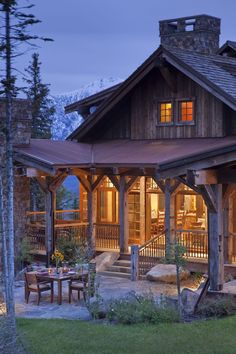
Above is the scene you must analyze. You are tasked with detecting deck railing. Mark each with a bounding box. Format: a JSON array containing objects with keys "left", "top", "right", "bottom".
[
  {"left": 131, "top": 231, "right": 166, "bottom": 279},
  {"left": 94, "top": 223, "right": 120, "bottom": 249},
  {"left": 26, "top": 224, "right": 46, "bottom": 252},
  {"left": 176, "top": 229, "right": 208, "bottom": 259},
  {"left": 26, "top": 209, "right": 81, "bottom": 224},
  {"left": 26, "top": 221, "right": 120, "bottom": 252}
]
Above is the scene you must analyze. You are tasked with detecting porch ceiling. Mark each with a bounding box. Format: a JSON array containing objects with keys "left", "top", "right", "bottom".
[{"left": 14, "top": 137, "right": 236, "bottom": 176}]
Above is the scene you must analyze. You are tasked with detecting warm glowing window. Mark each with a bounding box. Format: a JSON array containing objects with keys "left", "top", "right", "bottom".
[
  {"left": 160, "top": 102, "right": 172, "bottom": 123},
  {"left": 180, "top": 101, "right": 193, "bottom": 122}
]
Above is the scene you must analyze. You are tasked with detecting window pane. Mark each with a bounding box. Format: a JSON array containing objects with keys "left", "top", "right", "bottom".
[
  {"left": 180, "top": 101, "right": 193, "bottom": 122},
  {"left": 160, "top": 102, "right": 172, "bottom": 123}
]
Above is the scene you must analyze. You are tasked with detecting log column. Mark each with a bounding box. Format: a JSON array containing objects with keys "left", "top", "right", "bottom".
[
  {"left": 154, "top": 178, "right": 180, "bottom": 259},
  {"left": 45, "top": 189, "right": 55, "bottom": 264},
  {"left": 139, "top": 177, "right": 146, "bottom": 245},
  {"left": 207, "top": 185, "right": 224, "bottom": 291},
  {"left": 119, "top": 176, "right": 129, "bottom": 254}
]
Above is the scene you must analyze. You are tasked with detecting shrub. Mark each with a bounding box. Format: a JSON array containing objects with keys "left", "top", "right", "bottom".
[
  {"left": 197, "top": 296, "right": 235, "bottom": 318},
  {"left": 106, "top": 292, "right": 179, "bottom": 325}
]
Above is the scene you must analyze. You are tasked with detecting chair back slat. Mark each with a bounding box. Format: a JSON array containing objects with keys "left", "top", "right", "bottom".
[{"left": 25, "top": 272, "right": 37, "bottom": 285}]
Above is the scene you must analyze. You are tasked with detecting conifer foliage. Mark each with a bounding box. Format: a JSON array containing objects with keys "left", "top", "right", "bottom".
[
  {"left": 24, "top": 52, "right": 54, "bottom": 139},
  {"left": 0, "top": 1, "right": 52, "bottom": 350}
]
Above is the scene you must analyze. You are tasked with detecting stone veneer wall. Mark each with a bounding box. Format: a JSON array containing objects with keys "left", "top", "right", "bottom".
[{"left": 0, "top": 99, "right": 31, "bottom": 271}]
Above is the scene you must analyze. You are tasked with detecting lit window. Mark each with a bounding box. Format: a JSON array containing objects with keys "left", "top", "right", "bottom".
[
  {"left": 180, "top": 101, "right": 193, "bottom": 122},
  {"left": 160, "top": 102, "right": 172, "bottom": 123}
]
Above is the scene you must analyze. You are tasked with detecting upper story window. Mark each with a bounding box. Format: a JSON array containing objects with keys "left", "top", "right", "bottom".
[
  {"left": 180, "top": 101, "right": 193, "bottom": 122},
  {"left": 160, "top": 102, "right": 172, "bottom": 123}
]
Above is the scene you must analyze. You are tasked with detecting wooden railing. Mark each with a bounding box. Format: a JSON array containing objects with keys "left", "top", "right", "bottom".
[
  {"left": 131, "top": 231, "right": 166, "bottom": 279},
  {"left": 26, "top": 209, "right": 81, "bottom": 224},
  {"left": 55, "top": 223, "right": 88, "bottom": 244},
  {"left": 176, "top": 229, "right": 208, "bottom": 259},
  {"left": 94, "top": 223, "right": 120, "bottom": 249},
  {"left": 26, "top": 222, "right": 120, "bottom": 252},
  {"left": 26, "top": 224, "right": 46, "bottom": 252}
]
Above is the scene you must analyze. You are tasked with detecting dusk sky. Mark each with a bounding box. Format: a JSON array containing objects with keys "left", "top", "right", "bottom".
[{"left": 20, "top": 0, "right": 236, "bottom": 95}]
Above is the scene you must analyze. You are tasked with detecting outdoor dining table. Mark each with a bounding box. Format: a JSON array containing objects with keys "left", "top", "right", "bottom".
[{"left": 35, "top": 270, "right": 88, "bottom": 305}]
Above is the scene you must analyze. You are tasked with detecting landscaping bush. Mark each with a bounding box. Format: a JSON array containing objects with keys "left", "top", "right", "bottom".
[
  {"left": 106, "top": 292, "right": 179, "bottom": 325},
  {"left": 197, "top": 296, "right": 235, "bottom": 318}
]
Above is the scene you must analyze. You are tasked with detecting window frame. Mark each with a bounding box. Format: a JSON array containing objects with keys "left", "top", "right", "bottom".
[
  {"left": 157, "top": 100, "right": 174, "bottom": 126},
  {"left": 176, "top": 98, "right": 195, "bottom": 125}
]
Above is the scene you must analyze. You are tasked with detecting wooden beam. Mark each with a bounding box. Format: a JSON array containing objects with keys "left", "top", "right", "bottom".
[
  {"left": 199, "top": 185, "right": 217, "bottom": 213},
  {"left": 125, "top": 176, "right": 138, "bottom": 192},
  {"left": 34, "top": 177, "right": 48, "bottom": 194},
  {"left": 193, "top": 170, "right": 218, "bottom": 185},
  {"left": 26, "top": 168, "right": 49, "bottom": 178},
  {"left": 107, "top": 175, "right": 120, "bottom": 191},
  {"left": 153, "top": 176, "right": 165, "bottom": 193},
  {"left": 156, "top": 150, "right": 236, "bottom": 179},
  {"left": 14, "top": 154, "right": 56, "bottom": 176},
  {"left": 91, "top": 175, "right": 104, "bottom": 191},
  {"left": 76, "top": 174, "right": 91, "bottom": 193},
  {"left": 68, "top": 167, "right": 91, "bottom": 176},
  {"left": 48, "top": 171, "right": 68, "bottom": 192}
]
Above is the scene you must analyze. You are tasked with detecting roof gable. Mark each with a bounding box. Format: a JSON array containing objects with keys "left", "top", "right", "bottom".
[{"left": 68, "top": 45, "right": 236, "bottom": 141}]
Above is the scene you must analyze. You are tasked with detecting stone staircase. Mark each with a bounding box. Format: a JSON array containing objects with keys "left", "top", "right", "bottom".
[{"left": 98, "top": 254, "right": 131, "bottom": 279}]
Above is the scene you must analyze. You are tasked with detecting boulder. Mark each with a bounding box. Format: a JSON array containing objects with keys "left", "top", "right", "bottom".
[
  {"left": 146, "top": 264, "right": 190, "bottom": 283},
  {"left": 95, "top": 251, "right": 119, "bottom": 272},
  {"left": 181, "top": 288, "right": 199, "bottom": 314}
]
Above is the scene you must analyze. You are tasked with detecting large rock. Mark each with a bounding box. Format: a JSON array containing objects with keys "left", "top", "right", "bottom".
[
  {"left": 181, "top": 288, "right": 199, "bottom": 314},
  {"left": 146, "top": 264, "right": 190, "bottom": 283},
  {"left": 95, "top": 252, "right": 119, "bottom": 272}
]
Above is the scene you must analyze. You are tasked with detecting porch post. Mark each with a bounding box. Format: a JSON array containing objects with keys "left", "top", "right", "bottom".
[
  {"left": 164, "top": 179, "right": 176, "bottom": 259},
  {"left": 119, "top": 176, "right": 129, "bottom": 253},
  {"left": 87, "top": 186, "right": 97, "bottom": 252},
  {"left": 45, "top": 189, "right": 55, "bottom": 266},
  {"left": 208, "top": 184, "right": 224, "bottom": 291},
  {"left": 139, "top": 177, "right": 146, "bottom": 245},
  {"left": 227, "top": 195, "right": 234, "bottom": 263}
]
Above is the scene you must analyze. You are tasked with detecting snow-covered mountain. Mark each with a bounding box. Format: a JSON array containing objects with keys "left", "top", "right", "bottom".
[{"left": 51, "top": 77, "right": 123, "bottom": 140}]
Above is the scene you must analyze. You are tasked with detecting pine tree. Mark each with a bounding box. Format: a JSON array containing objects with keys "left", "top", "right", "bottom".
[
  {"left": 0, "top": 1, "right": 52, "bottom": 347},
  {"left": 24, "top": 52, "right": 54, "bottom": 139}
]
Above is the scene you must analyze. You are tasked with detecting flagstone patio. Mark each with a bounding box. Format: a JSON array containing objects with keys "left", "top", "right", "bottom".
[{"left": 13, "top": 274, "right": 201, "bottom": 320}]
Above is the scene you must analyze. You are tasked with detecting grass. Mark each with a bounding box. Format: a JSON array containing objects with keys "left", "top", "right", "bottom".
[{"left": 18, "top": 316, "right": 236, "bottom": 354}]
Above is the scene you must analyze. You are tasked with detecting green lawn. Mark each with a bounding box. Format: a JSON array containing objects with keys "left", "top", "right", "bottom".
[{"left": 18, "top": 317, "right": 236, "bottom": 354}]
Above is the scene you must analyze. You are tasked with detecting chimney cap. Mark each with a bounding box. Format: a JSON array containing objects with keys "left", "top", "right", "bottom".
[{"left": 159, "top": 14, "right": 220, "bottom": 24}]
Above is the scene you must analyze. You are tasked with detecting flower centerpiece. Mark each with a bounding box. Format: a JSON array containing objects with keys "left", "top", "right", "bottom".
[{"left": 51, "top": 250, "right": 64, "bottom": 274}]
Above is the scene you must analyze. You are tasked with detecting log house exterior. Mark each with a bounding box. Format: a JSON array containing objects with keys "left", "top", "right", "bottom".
[{"left": 12, "top": 14, "right": 236, "bottom": 291}]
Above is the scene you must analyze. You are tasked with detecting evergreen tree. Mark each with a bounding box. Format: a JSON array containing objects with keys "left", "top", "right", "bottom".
[
  {"left": 25, "top": 52, "right": 54, "bottom": 139},
  {"left": 0, "top": 0, "right": 52, "bottom": 347}
]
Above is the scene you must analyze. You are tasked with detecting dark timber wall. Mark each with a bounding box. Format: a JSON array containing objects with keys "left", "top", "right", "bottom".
[{"left": 90, "top": 67, "right": 226, "bottom": 140}]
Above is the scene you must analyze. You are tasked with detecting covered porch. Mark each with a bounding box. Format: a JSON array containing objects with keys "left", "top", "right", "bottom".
[{"left": 14, "top": 137, "right": 236, "bottom": 290}]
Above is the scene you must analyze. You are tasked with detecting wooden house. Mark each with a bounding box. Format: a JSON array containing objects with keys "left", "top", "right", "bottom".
[{"left": 13, "top": 14, "right": 236, "bottom": 291}]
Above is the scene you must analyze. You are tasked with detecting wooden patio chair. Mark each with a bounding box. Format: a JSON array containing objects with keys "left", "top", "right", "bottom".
[
  {"left": 68, "top": 272, "right": 88, "bottom": 303},
  {"left": 68, "top": 262, "right": 97, "bottom": 303},
  {"left": 24, "top": 272, "right": 54, "bottom": 305}
]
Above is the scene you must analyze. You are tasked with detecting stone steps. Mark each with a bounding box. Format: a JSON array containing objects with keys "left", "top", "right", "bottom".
[{"left": 98, "top": 270, "right": 131, "bottom": 279}]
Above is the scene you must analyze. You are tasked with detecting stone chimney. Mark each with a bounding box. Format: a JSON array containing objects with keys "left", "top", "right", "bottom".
[{"left": 159, "top": 14, "right": 221, "bottom": 54}]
